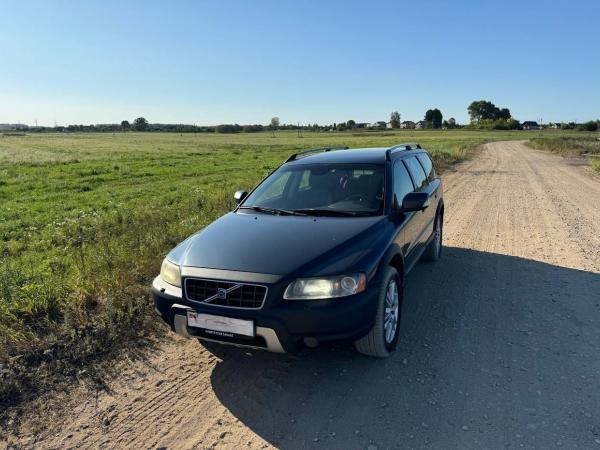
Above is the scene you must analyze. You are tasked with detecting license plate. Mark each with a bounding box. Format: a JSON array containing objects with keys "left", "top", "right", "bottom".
[{"left": 187, "top": 311, "right": 254, "bottom": 337}]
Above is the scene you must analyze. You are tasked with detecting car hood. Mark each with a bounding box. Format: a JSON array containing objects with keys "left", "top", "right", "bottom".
[{"left": 170, "top": 212, "right": 386, "bottom": 276}]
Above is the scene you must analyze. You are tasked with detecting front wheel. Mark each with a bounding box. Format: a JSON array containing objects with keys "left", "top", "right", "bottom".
[{"left": 354, "top": 267, "right": 402, "bottom": 358}]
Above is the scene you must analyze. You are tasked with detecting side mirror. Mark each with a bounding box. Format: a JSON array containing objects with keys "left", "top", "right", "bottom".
[
  {"left": 234, "top": 190, "right": 248, "bottom": 204},
  {"left": 401, "top": 192, "right": 430, "bottom": 212}
]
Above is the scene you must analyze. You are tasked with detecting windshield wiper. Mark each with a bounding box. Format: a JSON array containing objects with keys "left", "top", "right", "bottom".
[
  {"left": 292, "top": 208, "right": 370, "bottom": 217},
  {"left": 239, "top": 206, "right": 307, "bottom": 216}
]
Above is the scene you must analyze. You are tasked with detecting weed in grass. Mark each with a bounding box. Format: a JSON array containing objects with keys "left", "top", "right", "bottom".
[
  {"left": 528, "top": 134, "right": 600, "bottom": 171},
  {"left": 528, "top": 135, "right": 600, "bottom": 157}
]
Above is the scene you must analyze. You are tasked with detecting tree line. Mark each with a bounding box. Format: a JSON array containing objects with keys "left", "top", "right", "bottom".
[{"left": 20, "top": 104, "right": 600, "bottom": 134}]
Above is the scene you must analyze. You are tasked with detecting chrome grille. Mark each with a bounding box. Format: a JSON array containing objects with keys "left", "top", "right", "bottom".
[{"left": 185, "top": 278, "right": 267, "bottom": 309}]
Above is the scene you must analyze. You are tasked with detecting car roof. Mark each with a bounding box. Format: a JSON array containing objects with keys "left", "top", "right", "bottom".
[{"left": 284, "top": 146, "right": 428, "bottom": 165}]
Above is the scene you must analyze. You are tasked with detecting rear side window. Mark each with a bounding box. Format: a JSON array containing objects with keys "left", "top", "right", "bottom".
[
  {"left": 416, "top": 153, "right": 435, "bottom": 181},
  {"left": 404, "top": 157, "right": 429, "bottom": 191},
  {"left": 393, "top": 161, "right": 415, "bottom": 206}
]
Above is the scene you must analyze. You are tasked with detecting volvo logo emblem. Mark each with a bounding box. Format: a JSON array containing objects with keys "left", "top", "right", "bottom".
[{"left": 199, "top": 284, "right": 241, "bottom": 304}]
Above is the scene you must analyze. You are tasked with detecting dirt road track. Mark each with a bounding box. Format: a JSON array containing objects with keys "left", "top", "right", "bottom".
[{"left": 6, "top": 141, "right": 600, "bottom": 449}]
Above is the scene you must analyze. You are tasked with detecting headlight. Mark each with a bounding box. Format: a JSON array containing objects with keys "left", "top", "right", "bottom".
[
  {"left": 160, "top": 259, "right": 181, "bottom": 287},
  {"left": 284, "top": 273, "right": 366, "bottom": 300}
]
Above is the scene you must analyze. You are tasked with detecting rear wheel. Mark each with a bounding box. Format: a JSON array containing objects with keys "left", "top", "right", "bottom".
[
  {"left": 422, "top": 212, "right": 443, "bottom": 262},
  {"left": 354, "top": 267, "right": 402, "bottom": 358}
]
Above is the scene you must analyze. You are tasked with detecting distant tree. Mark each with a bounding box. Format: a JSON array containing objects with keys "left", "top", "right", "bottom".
[
  {"left": 497, "top": 108, "right": 512, "bottom": 120},
  {"left": 578, "top": 121, "right": 599, "bottom": 132},
  {"left": 346, "top": 119, "right": 356, "bottom": 129},
  {"left": 242, "top": 124, "right": 264, "bottom": 133},
  {"left": 468, "top": 101, "right": 494, "bottom": 122},
  {"left": 467, "top": 100, "right": 512, "bottom": 123},
  {"left": 433, "top": 109, "right": 443, "bottom": 128},
  {"left": 133, "top": 117, "right": 149, "bottom": 131},
  {"left": 448, "top": 117, "right": 457, "bottom": 128},
  {"left": 424, "top": 109, "right": 434, "bottom": 127},
  {"left": 507, "top": 119, "right": 521, "bottom": 130},
  {"left": 337, "top": 122, "right": 348, "bottom": 131},
  {"left": 269, "top": 117, "right": 280, "bottom": 137},
  {"left": 215, "top": 124, "right": 242, "bottom": 133},
  {"left": 390, "top": 111, "right": 401, "bottom": 129},
  {"left": 490, "top": 119, "right": 521, "bottom": 130},
  {"left": 121, "top": 120, "right": 131, "bottom": 131},
  {"left": 425, "top": 108, "right": 443, "bottom": 129}
]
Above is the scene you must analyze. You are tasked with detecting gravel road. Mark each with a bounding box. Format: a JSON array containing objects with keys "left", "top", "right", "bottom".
[{"left": 7, "top": 140, "right": 600, "bottom": 449}]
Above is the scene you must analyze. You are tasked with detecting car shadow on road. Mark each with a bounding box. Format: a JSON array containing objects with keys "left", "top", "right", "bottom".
[{"left": 207, "top": 247, "right": 600, "bottom": 449}]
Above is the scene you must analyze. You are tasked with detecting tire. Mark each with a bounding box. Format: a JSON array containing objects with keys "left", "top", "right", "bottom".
[
  {"left": 354, "top": 267, "right": 402, "bottom": 358},
  {"left": 421, "top": 212, "right": 443, "bottom": 262}
]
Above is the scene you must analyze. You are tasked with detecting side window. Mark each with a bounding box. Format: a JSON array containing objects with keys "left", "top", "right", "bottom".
[
  {"left": 393, "top": 161, "right": 415, "bottom": 206},
  {"left": 416, "top": 153, "right": 435, "bottom": 181},
  {"left": 404, "top": 157, "right": 429, "bottom": 191}
]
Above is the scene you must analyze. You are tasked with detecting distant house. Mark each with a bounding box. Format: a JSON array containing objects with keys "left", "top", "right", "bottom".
[
  {"left": 415, "top": 120, "right": 429, "bottom": 130},
  {"left": 369, "top": 121, "right": 387, "bottom": 129},
  {"left": 354, "top": 122, "right": 369, "bottom": 129},
  {"left": 401, "top": 121, "right": 416, "bottom": 129},
  {"left": 386, "top": 122, "right": 393, "bottom": 129},
  {"left": 522, "top": 121, "right": 540, "bottom": 130}
]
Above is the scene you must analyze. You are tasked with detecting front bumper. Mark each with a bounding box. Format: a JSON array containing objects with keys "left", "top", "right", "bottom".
[{"left": 151, "top": 275, "right": 380, "bottom": 353}]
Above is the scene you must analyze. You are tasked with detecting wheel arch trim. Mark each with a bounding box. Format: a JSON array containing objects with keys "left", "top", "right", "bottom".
[{"left": 378, "top": 243, "right": 405, "bottom": 279}]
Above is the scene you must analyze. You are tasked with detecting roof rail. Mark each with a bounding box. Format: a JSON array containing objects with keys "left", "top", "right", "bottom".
[
  {"left": 385, "top": 142, "right": 422, "bottom": 160},
  {"left": 284, "top": 146, "right": 349, "bottom": 163}
]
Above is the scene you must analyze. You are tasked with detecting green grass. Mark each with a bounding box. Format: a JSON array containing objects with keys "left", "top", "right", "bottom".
[
  {"left": 0, "top": 128, "right": 559, "bottom": 407},
  {"left": 528, "top": 134, "right": 600, "bottom": 172}
]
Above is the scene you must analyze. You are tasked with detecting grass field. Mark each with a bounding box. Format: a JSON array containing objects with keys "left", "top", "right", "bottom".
[
  {"left": 0, "top": 128, "right": 574, "bottom": 407},
  {"left": 528, "top": 135, "right": 600, "bottom": 172}
]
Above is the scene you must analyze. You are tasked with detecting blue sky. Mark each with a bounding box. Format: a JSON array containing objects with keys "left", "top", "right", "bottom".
[{"left": 1, "top": 0, "right": 599, "bottom": 126}]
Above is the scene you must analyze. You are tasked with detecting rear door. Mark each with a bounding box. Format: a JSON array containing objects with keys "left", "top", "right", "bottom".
[
  {"left": 416, "top": 152, "right": 441, "bottom": 238},
  {"left": 403, "top": 156, "right": 434, "bottom": 254},
  {"left": 392, "top": 160, "right": 418, "bottom": 261}
]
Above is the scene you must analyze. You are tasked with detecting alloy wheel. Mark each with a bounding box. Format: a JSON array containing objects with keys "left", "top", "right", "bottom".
[{"left": 384, "top": 279, "right": 399, "bottom": 343}]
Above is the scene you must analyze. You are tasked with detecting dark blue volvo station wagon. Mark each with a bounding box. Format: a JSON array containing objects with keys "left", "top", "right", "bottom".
[{"left": 152, "top": 143, "right": 443, "bottom": 357}]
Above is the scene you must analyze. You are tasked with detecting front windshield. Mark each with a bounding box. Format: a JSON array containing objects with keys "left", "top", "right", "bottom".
[{"left": 240, "top": 163, "right": 385, "bottom": 216}]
